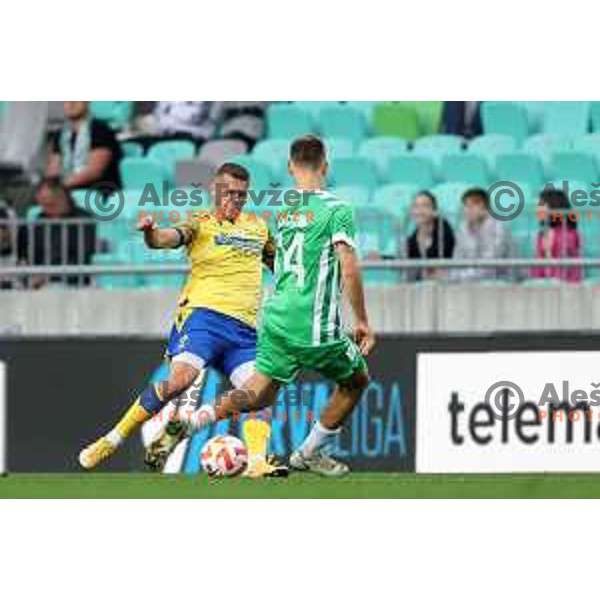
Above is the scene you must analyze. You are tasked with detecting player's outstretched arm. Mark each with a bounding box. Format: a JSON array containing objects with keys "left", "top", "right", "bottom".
[
  {"left": 137, "top": 216, "right": 192, "bottom": 249},
  {"left": 335, "top": 242, "right": 375, "bottom": 356}
]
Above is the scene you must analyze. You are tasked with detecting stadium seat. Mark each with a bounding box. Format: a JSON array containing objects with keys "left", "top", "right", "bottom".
[
  {"left": 385, "top": 155, "right": 435, "bottom": 188},
  {"left": 412, "top": 101, "right": 444, "bottom": 136},
  {"left": 467, "top": 134, "right": 517, "bottom": 170},
  {"left": 26, "top": 205, "right": 42, "bottom": 220},
  {"left": 591, "top": 102, "right": 600, "bottom": 133},
  {"left": 522, "top": 133, "right": 573, "bottom": 174},
  {"left": 431, "top": 182, "right": 472, "bottom": 227},
  {"left": 481, "top": 102, "right": 530, "bottom": 144},
  {"left": 252, "top": 139, "right": 290, "bottom": 182},
  {"left": 90, "top": 101, "right": 133, "bottom": 130},
  {"left": 329, "top": 185, "right": 371, "bottom": 207},
  {"left": 293, "top": 101, "right": 342, "bottom": 117},
  {"left": 572, "top": 133, "right": 600, "bottom": 161},
  {"left": 542, "top": 101, "right": 590, "bottom": 135},
  {"left": 372, "top": 183, "right": 418, "bottom": 218},
  {"left": 120, "top": 158, "right": 165, "bottom": 191},
  {"left": 439, "top": 154, "right": 490, "bottom": 187},
  {"left": 345, "top": 101, "right": 377, "bottom": 123},
  {"left": 413, "top": 134, "right": 465, "bottom": 167},
  {"left": 372, "top": 103, "right": 420, "bottom": 140},
  {"left": 174, "top": 159, "right": 215, "bottom": 190},
  {"left": 325, "top": 137, "right": 356, "bottom": 160},
  {"left": 319, "top": 105, "right": 366, "bottom": 145},
  {"left": 147, "top": 140, "right": 196, "bottom": 184},
  {"left": 198, "top": 139, "right": 248, "bottom": 167},
  {"left": 139, "top": 250, "right": 187, "bottom": 289},
  {"left": 358, "top": 137, "right": 408, "bottom": 176},
  {"left": 550, "top": 151, "right": 598, "bottom": 184},
  {"left": 267, "top": 104, "right": 315, "bottom": 138},
  {"left": 121, "top": 141, "right": 144, "bottom": 158},
  {"left": 227, "top": 155, "right": 274, "bottom": 194},
  {"left": 495, "top": 152, "right": 545, "bottom": 190},
  {"left": 93, "top": 252, "right": 139, "bottom": 289},
  {"left": 329, "top": 157, "right": 379, "bottom": 191}
]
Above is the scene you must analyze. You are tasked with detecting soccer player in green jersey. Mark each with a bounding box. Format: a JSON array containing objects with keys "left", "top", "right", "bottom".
[{"left": 152, "top": 135, "right": 375, "bottom": 476}]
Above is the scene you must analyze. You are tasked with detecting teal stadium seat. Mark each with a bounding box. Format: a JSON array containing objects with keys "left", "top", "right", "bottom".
[
  {"left": 542, "top": 101, "right": 590, "bottom": 135},
  {"left": 372, "top": 103, "right": 420, "bottom": 140},
  {"left": 550, "top": 151, "right": 598, "bottom": 185},
  {"left": 413, "top": 134, "right": 464, "bottom": 167},
  {"left": 120, "top": 158, "right": 165, "bottom": 191},
  {"left": 591, "top": 103, "right": 600, "bottom": 133},
  {"left": 318, "top": 105, "right": 367, "bottom": 145},
  {"left": 386, "top": 155, "right": 435, "bottom": 188},
  {"left": 329, "top": 185, "right": 370, "bottom": 207},
  {"left": 293, "top": 101, "right": 342, "bottom": 117},
  {"left": 467, "top": 134, "right": 517, "bottom": 171},
  {"left": 354, "top": 206, "right": 403, "bottom": 285},
  {"left": 572, "top": 134, "right": 600, "bottom": 162},
  {"left": 252, "top": 139, "right": 290, "bottom": 183},
  {"left": 93, "top": 252, "right": 139, "bottom": 289},
  {"left": 358, "top": 137, "right": 408, "bottom": 176},
  {"left": 431, "top": 182, "right": 472, "bottom": 227},
  {"left": 372, "top": 183, "right": 418, "bottom": 218},
  {"left": 325, "top": 137, "right": 355, "bottom": 160},
  {"left": 267, "top": 104, "right": 314, "bottom": 139},
  {"left": 481, "top": 102, "right": 530, "bottom": 144},
  {"left": 495, "top": 152, "right": 545, "bottom": 191},
  {"left": 228, "top": 155, "right": 274, "bottom": 199},
  {"left": 147, "top": 140, "right": 196, "bottom": 184},
  {"left": 26, "top": 205, "right": 42, "bottom": 220},
  {"left": 121, "top": 141, "right": 144, "bottom": 158},
  {"left": 330, "top": 157, "right": 379, "bottom": 191},
  {"left": 522, "top": 133, "right": 573, "bottom": 175},
  {"left": 439, "top": 153, "right": 490, "bottom": 187},
  {"left": 345, "top": 101, "right": 377, "bottom": 123},
  {"left": 90, "top": 101, "right": 133, "bottom": 130}
]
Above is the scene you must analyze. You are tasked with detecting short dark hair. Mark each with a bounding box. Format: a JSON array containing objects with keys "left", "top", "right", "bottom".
[
  {"left": 216, "top": 162, "right": 250, "bottom": 183},
  {"left": 290, "top": 135, "right": 326, "bottom": 169},
  {"left": 461, "top": 187, "right": 489, "bottom": 208}
]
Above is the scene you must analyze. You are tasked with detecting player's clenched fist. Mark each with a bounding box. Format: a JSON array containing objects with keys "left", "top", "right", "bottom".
[
  {"left": 136, "top": 215, "right": 156, "bottom": 232},
  {"left": 354, "top": 321, "right": 375, "bottom": 356}
]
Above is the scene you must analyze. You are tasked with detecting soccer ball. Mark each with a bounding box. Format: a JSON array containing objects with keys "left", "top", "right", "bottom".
[{"left": 200, "top": 435, "right": 248, "bottom": 478}]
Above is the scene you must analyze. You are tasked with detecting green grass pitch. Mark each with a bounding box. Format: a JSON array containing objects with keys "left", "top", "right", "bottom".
[{"left": 2, "top": 473, "right": 600, "bottom": 498}]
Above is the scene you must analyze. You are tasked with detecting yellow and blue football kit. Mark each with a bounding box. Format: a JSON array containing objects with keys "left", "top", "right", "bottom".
[{"left": 166, "top": 211, "right": 272, "bottom": 381}]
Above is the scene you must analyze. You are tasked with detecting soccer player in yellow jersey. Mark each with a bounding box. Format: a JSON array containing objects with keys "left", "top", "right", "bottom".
[{"left": 79, "top": 163, "right": 278, "bottom": 474}]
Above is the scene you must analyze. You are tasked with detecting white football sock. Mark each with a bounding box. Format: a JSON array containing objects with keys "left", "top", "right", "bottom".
[
  {"left": 179, "top": 404, "right": 216, "bottom": 432},
  {"left": 105, "top": 429, "right": 124, "bottom": 448},
  {"left": 298, "top": 421, "right": 341, "bottom": 458}
]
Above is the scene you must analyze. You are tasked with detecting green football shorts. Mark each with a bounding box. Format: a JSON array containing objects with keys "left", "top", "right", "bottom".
[{"left": 256, "top": 324, "right": 368, "bottom": 384}]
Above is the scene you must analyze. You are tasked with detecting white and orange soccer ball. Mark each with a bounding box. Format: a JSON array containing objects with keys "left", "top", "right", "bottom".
[{"left": 200, "top": 435, "right": 248, "bottom": 478}]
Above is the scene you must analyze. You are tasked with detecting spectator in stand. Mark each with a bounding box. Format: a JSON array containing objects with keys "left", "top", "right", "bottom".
[
  {"left": 531, "top": 188, "right": 582, "bottom": 283},
  {"left": 220, "top": 101, "right": 267, "bottom": 150},
  {"left": 406, "top": 190, "right": 455, "bottom": 281},
  {"left": 154, "top": 101, "right": 224, "bottom": 147},
  {"left": 450, "top": 188, "right": 515, "bottom": 282},
  {"left": 47, "top": 101, "right": 122, "bottom": 190},
  {"left": 441, "top": 101, "right": 482, "bottom": 138},
  {"left": 18, "top": 177, "right": 96, "bottom": 288},
  {"left": 0, "top": 201, "right": 18, "bottom": 289}
]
